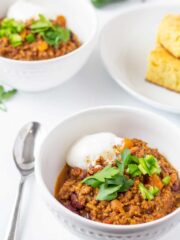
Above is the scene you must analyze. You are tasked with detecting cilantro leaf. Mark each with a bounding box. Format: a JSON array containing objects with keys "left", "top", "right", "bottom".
[
  {"left": 116, "top": 148, "right": 131, "bottom": 175},
  {"left": 138, "top": 155, "right": 161, "bottom": 176},
  {"left": 82, "top": 165, "right": 119, "bottom": 185},
  {"left": 119, "top": 178, "right": 134, "bottom": 192},
  {"left": 82, "top": 178, "right": 101, "bottom": 188},
  {"left": 41, "top": 26, "right": 70, "bottom": 47},
  {"left": 139, "top": 183, "right": 159, "bottom": 200},
  {"left": 31, "top": 14, "right": 52, "bottom": 33},
  {"left": 96, "top": 184, "right": 120, "bottom": 201},
  {"left": 0, "top": 86, "right": 17, "bottom": 112},
  {"left": 9, "top": 34, "right": 22, "bottom": 47},
  {"left": 26, "top": 33, "right": 35, "bottom": 43},
  {"left": 127, "top": 164, "right": 142, "bottom": 177},
  {"left": 106, "top": 175, "right": 125, "bottom": 186},
  {"left": 162, "top": 176, "right": 171, "bottom": 185}
]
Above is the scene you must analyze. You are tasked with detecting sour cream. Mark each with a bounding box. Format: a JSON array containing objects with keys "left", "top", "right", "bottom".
[
  {"left": 7, "top": 0, "right": 58, "bottom": 21},
  {"left": 67, "top": 133, "right": 124, "bottom": 169}
]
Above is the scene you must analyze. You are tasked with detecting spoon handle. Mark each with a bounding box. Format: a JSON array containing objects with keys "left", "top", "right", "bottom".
[{"left": 5, "top": 177, "right": 25, "bottom": 240}]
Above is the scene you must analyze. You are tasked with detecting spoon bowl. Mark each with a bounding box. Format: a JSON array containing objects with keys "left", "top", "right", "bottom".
[{"left": 13, "top": 122, "right": 41, "bottom": 175}]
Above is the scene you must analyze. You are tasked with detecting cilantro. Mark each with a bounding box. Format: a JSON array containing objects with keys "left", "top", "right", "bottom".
[
  {"left": 0, "top": 86, "right": 17, "bottom": 112},
  {"left": 97, "top": 184, "right": 121, "bottom": 201},
  {"left": 0, "top": 15, "right": 71, "bottom": 48},
  {"left": 127, "top": 164, "right": 142, "bottom": 177},
  {"left": 96, "top": 177, "right": 134, "bottom": 201},
  {"left": 115, "top": 148, "right": 131, "bottom": 175},
  {"left": 1, "top": 18, "right": 25, "bottom": 33},
  {"left": 138, "top": 155, "right": 161, "bottom": 176},
  {"left": 82, "top": 149, "right": 134, "bottom": 201},
  {"left": 9, "top": 34, "right": 22, "bottom": 47},
  {"left": 139, "top": 183, "right": 159, "bottom": 200},
  {"left": 30, "top": 15, "right": 52, "bottom": 33},
  {"left": 31, "top": 15, "right": 71, "bottom": 47},
  {"left": 26, "top": 33, "right": 35, "bottom": 43},
  {"left": 41, "top": 26, "right": 70, "bottom": 47},
  {"left": 0, "top": 18, "right": 24, "bottom": 47},
  {"left": 162, "top": 176, "right": 171, "bottom": 185},
  {"left": 82, "top": 149, "right": 163, "bottom": 201},
  {"left": 82, "top": 165, "right": 119, "bottom": 185}
]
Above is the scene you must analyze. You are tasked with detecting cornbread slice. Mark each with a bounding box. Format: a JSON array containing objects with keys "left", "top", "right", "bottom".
[
  {"left": 158, "top": 14, "right": 180, "bottom": 58},
  {"left": 146, "top": 45, "right": 180, "bottom": 92}
]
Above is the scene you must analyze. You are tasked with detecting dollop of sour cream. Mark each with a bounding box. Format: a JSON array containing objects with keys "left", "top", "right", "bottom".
[
  {"left": 7, "top": 0, "right": 58, "bottom": 21},
  {"left": 67, "top": 133, "right": 124, "bottom": 170}
]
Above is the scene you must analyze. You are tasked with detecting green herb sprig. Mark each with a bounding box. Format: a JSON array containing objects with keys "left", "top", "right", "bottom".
[
  {"left": 82, "top": 148, "right": 164, "bottom": 201},
  {"left": 91, "top": 0, "right": 124, "bottom": 8},
  {"left": 82, "top": 149, "right": 134, "bottom": 201},
  {"left": 30, "top": 15, "right": 70, "bottom": 47},
  {"left": 0, "top": 86, "right": 17, "bottom": 111}
]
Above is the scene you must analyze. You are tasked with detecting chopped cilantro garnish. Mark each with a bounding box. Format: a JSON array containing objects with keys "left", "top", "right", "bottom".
[
  {"left": 1, "top": 18, "right": 25, "bottom": 33},
  {"left": 31, "top": 15, "right": 70, "bottom": 47},
  {"left": 82, "top": 149, "right": 134, "bottom": 201},
  {"left": 116, "top": 148, "right": 131, "bottom": 175},
  {"left": 82, "top": 165, "right": 119, "bottom": 185},
  {"left": 41, "top": 26, "right": 70, "bottom": 47},
  {"left": 26, "top": 33, "right": 35, "bottom": 43},
  {"left": 9, "top": 34, "right": 22, "bottom": 47},
  {"left": 138, "top": 155, "right": 161, "bottom": 176},
  {"left": 162, "top": 176, "right": 171, "bottom": 185},
  {"left": 127, "top": 164, "right": 142, "bottom": 177},
  {"left": 0, "top": 15, "right": 71, "bottom": 48},
  {"left": 0, "top": 86, "right": 17, "bottom": 112},
  {"left": 139, "top": 183, "right": 159, "bottom": 200},
  {"left": 30, "top": 14, "right": 52, "bottom": 33},
  {"left": 82, "top": 148, "right": 163, "bottom": 201}
]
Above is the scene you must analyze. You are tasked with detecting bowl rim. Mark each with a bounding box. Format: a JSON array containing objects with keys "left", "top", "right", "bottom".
[
  {"left": 0, "top": 0, "right": 98, "bottom": 65},
  {"left": 100, "top": 2, "right": 180, "bottom": 114},
  {"left": 35, "top": 105, "right": 180, "bottom": 231}
]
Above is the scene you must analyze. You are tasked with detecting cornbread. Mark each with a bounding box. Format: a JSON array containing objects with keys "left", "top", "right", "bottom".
[
  {"left": 146, "top": 45, "right": 180, "bottom": 92},
  {"left": 55, "top": 139, "right": 180, "bottom": 225},
  {"left": 158, "top": 15, "right": 180, "bottom": 58}
]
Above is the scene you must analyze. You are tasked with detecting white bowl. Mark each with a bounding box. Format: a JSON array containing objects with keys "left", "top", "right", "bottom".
[
  {"left": 100, "top": 3, "right": 180, "bottom": 113},
  {"left": 35, "top": 106, "right": 180, "bottom": 240},
  {"left": 0, "top": 0, "right": 97, "bottom": 92}
]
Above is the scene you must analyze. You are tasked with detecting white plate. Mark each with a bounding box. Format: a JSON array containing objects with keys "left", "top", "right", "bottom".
[{"left": 100, "top": 3, "right": 180, "bottom": 113}]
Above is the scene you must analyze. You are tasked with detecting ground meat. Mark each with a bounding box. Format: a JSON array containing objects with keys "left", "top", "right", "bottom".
[
  {"left": 56, "top": 139, "right": 180, "bottom": 225},
  {"left": 0, "top": 16, "right": 81, "bottom": 61}
]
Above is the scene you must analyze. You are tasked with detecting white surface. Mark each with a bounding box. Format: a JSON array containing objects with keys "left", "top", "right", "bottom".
[
  {"left": 67, "top": 132, "right": 123, "bottom": 169},
  {"left": 0, "top": 0, "right": 180, "bottom": 240},
  {"left": 100, "top": 3, "right": 180, "bottom": 113},
  {"left": 36, "top": 106, "right": 180, "bottom": 240},
  {"left": 0, "top": 0, "right": 97, "bottom": 92}
]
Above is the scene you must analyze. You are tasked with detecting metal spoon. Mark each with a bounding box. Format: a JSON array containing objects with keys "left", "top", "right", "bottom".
[{"left": 5, "top": 122, "right": 42, "bottom": 240}]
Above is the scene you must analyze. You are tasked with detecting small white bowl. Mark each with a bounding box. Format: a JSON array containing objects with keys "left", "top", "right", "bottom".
[
  {"left": 35, "top": 106, "right": 180, "bottom": 240},
  {"left": 100, "top": 3, "right": 180, "bottom": 113},
  {"left": 0, "top": 0, "right": 97, "bottom": 92}
]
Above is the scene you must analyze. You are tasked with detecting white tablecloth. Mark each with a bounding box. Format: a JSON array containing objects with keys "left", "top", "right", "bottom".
[{"left": 0, "top": 0, "right": 179, "bottom": 239}]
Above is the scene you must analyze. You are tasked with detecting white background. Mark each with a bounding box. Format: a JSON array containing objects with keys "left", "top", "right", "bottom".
[{"left": 0, "top": 0, "right": 180, "bottom": 239}]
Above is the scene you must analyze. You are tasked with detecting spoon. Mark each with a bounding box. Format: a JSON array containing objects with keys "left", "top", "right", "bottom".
[{"left": 5, "top": 122, "right": 42, "bottom": 240}]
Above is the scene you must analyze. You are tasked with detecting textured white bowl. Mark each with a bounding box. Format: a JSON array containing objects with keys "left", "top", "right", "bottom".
[
  {"left": 35, "top": 106, "right": 180, "bottom": 240},
  {"left": 100, "top": 3, "right": 180, "bottom": 113},
  {"left": 0, "top": 0, "right": 97, "bottom": 92}
]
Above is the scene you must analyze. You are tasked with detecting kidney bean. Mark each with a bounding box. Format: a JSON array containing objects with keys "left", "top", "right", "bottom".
[
  {"left": 71, "top": 193, "right": 84, "bottom": 210},
  {"left": 172, "top": 182, "right": 180, "bottom": 192}
]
